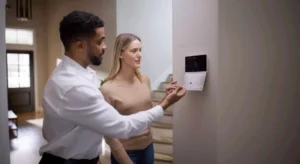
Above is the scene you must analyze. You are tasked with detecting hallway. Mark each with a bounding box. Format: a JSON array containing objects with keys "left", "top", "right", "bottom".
[
  {"left": 9, "top": 112, "right": 44, "bottom": 164},
  {"left": 9, "top": 112, "right": 111, "bottom": 164}
]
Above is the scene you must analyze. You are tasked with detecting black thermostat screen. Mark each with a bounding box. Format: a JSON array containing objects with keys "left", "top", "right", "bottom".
[{"left": 185, "top": 55, "right": 207, "bottom": 72}]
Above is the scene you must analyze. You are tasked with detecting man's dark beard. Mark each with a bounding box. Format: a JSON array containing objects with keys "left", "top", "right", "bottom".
[
  {"left": 89, "top": 54, "right": 102, "bottom": 66},
  {"left": 88, "top": 50, "right": 104, "bottom": 66}
]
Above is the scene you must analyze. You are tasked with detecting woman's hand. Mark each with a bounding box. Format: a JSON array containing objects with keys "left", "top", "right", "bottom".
[{"left": 166, "top": 77, "right": 178, "bottom": 95}]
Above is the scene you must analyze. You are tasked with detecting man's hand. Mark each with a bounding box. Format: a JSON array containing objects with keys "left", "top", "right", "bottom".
[{"left": 159, "top": 86, "right": 186, "bottom": 110}]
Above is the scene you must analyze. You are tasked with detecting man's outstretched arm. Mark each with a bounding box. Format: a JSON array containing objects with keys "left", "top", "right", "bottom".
[{"left": 57, "top": 85, "right": 183, "bottom": 139}]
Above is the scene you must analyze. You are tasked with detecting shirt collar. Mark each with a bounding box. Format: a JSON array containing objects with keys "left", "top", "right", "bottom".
[{"left": 62, "top": 55, "right": 95, "bottom": 81}]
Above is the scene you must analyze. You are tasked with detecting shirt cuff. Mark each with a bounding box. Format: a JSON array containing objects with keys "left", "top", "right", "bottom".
[{"left": 148, "top": 105, "right": 164, "bottom": 120}]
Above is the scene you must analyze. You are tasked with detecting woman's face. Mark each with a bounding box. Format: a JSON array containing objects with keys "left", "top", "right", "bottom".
[{"left": 120, "top": 39, "right": 142, "bottom": 69}]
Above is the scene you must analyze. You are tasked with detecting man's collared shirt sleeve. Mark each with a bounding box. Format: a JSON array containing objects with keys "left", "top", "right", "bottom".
[{"left": 57, "top": 84, "right": 164, "bottom": 139}]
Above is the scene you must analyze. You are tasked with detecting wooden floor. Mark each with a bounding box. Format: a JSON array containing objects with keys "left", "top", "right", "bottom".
[
  {"left": 10, "top": 111, "right": 45, "bottom": 164},
  {"left": 9, "top": 111, "right": 111, "bottom": 164}
]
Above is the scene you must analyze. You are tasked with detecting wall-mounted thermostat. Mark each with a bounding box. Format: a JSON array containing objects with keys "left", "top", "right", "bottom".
[{"left": 184, "top": 54, "right": 207, "bottom": 91}]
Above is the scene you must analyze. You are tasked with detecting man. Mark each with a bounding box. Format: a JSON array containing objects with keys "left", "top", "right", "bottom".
[{"left": 39, "top": 10, "right": 186, "bottom": 164}]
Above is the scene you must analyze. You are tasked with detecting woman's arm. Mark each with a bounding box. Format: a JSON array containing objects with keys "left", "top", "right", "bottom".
[
  {"left": 104, "top": 137, "right": 133, "bottom": 164},
  {"left": 100, "top": 85, "right": 133, "bottom": 164}
]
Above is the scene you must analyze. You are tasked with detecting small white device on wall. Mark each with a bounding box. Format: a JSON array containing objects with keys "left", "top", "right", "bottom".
[{"left": 183, "top": 54, "right": 207, "bottom": 91}]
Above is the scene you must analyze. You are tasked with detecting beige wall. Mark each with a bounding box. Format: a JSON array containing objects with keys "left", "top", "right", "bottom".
[
  {"left": 45, "top": 0, "right": 116, "bottom": 84},
  {"left": 218, "top": 0, "right": 300, "bottom": 163},
  {"left": 5, "top": 0, "right": 116, "bottom": 111},
  {"left": 172, "top": 0, "right": 219, "bottom": 163},
  {"left": 6, "top": 0, "right": 48, "bottom": 111},
  {"left": 173, "top": 0, "right": 300, "bottom": 163}
]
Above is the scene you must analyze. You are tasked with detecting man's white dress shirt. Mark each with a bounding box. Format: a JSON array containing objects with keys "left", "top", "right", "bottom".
[{"left": 39, "top": 55, "right": 164, "bottom": 159}]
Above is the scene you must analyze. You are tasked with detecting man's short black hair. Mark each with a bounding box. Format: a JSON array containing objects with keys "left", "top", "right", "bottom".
[{"left": 59, "top": 10, "right": 105, "bottom": 51}]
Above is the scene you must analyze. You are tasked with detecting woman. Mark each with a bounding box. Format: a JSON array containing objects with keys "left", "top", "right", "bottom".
[{"left": 100, "top": 33, "right": 174, "bottom": 164}]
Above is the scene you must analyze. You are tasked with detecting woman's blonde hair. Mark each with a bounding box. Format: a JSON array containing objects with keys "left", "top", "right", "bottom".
[{"left": 103, "top": 33, "right": 142, "bottom": 83}]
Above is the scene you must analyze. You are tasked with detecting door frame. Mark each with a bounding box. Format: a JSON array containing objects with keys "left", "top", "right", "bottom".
[{"left": 6, "top": 50, "right": 35, "bottom": 112}]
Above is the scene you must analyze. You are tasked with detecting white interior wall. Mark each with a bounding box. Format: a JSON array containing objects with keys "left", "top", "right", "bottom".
[
  {"left": 0, "top": 0, "right": 11, "bottom": 163},
  {"left": 116, "top": 0, "right": 173, "bottom": 89}
]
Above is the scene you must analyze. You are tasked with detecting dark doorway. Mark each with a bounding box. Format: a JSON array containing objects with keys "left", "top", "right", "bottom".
[{"left": 6, "top": 50, "right": 35, "bottom": 113}]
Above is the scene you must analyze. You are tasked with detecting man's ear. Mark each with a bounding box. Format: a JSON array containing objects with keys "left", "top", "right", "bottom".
[{"left": 75, "top": 40, "right": 87, "bottom": 50}]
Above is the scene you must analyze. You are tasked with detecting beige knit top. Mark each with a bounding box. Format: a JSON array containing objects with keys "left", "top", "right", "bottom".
[{"left": 100, "top": 75, "right": 153, "bottom": 163}]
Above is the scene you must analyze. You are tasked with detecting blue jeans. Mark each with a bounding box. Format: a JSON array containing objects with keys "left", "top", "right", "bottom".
[{"left": 110, "top": 143, "right": 154, "bottom": 164}]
